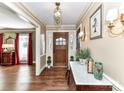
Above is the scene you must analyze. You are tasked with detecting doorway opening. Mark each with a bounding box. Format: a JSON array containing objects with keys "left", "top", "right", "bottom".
[
  {"left": 53, "top": 32, "right": 68, "bottom": 67},
  {"left": 19, "top": 34, "right": 29, "bottom": 64}
]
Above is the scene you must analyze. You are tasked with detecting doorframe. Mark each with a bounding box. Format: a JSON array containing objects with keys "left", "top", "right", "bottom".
[
  {"left": 53, "top": 32, "right": 68, "bottom": 67},
  {"left": 46, "top": 30, "right": 76, "bottom": 67}
]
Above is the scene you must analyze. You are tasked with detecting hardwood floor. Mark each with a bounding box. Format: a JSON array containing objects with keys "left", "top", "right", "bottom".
[
  {"left": 0, "top": 65, "right": 69, "bottom": 91},
  {"left": 54, "top": 62, "right": 67, "bottom": 67}
]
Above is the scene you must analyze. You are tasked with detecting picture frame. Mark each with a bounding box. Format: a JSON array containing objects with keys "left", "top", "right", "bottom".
[{"left": 90, "top": 4, "right": 102, "bottom": 40}]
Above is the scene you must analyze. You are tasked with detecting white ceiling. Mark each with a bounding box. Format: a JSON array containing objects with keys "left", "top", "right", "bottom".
[
  {"left": 23, "top": 2, "right": 90, "bottom": 25},
  {"left": 0, "top": 3, "right": 34, "bottom": 29}
]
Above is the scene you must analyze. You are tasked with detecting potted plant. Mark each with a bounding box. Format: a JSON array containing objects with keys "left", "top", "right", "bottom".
[
  {"left": 70, "top": 56, "right": 74, "bottom": 61},
  {"left": 76, "top": 48, "right": 91, "bottom": 64},
  {"left": 80, "top": 48, "right": 91, "bottom": 64},
  {"left": 47, "top": 56, "right": 51, "bottom": 69}
]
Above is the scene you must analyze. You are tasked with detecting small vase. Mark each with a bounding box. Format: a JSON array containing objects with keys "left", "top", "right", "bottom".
[{"left": 47, "top": 65, "right": 50, "bottom": 69}]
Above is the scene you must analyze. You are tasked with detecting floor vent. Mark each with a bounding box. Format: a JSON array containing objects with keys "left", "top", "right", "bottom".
[{"left": 112, "top": 85, "right": 122, "bottom": 91}]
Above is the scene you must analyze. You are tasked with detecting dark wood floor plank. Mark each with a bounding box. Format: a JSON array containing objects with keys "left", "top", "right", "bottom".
[{"left": 0, "top": 65, "right": 69, "bottom": 91}]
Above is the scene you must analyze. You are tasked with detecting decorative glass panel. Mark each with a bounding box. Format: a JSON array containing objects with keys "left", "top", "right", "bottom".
[
  {"left": 60, "top": 37, "right": 63, "bottom": 41},
  {"left": 56, "top": 38, "right": 59, "bottom": 45},
  {"left": 60, "top": 41, "right": 62, "bottom": 45},
  {"left": 56, "top": 41, "right": 59, "bottom": 45},
  {"left": 55, "top": 37, "right": 66, "bottom": 45},
  {"left": 63, "top": 39, "right": 66, "bottom": 45}
]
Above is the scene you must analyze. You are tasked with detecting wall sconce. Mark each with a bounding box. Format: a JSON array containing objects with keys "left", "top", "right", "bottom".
[
  {"left": 79, "top": 31, "right": 84, "bottom": 38},
  {"left": 78, "top": 31, "right": 86, "bottom": 41},
  {"left": 106, "top": 9, "right": 117, "bottom": 30},
  {"left": 78, "top": 27, "right": 86, "bottom": 41},
  {"left": 106, "top": 4, "right": 124, "bottom": 37},
  {"left": 119, "top": 3, "right": 124, "bottom": 26}
]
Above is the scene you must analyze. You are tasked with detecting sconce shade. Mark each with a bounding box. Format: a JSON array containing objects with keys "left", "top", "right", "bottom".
[
  {"left": 106, "top": 9, "right": 118, "bottom": 22},
  {"left": 78, "top": 31, "right": 84, "bottom": 38},
  {"left": 119, "top": 3, "right": 124, "bottom": 14},
  {"left": 119, "top": 3, "right": 124, "bottom": 26}
]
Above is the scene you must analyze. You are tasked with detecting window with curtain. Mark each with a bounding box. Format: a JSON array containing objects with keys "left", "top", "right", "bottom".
[{"left": 19, "top": 34, "right": 29, "bottom": 62}]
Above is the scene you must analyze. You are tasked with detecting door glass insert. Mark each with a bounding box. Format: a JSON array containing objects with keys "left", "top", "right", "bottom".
[
  {"left": 56, "top": 38, "right": 59, "bottom": 45},
  {"left": 55, "top": 37, "right": 66, "bottom": 45}
]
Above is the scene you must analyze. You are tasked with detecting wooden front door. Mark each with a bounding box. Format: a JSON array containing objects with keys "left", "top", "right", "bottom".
[{"left": 53, "top": 32, "right": 68, "bottom": 66}]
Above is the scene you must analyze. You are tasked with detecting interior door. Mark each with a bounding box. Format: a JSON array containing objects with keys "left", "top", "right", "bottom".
[{"left": 53, "top": 32, "right": 68, "bottom": 67}]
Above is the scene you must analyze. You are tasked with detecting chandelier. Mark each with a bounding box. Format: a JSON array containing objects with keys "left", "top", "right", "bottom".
[{"left": 54, "top": 2, "right": 61, "bottom": 25}]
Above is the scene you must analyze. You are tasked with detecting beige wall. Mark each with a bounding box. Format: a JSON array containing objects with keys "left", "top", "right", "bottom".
[{"left": 80, "top": 2, "right": 124, "bottom": 87}]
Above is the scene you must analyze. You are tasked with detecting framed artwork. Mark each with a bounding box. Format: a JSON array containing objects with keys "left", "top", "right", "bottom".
[{"left": 90, "top": 5, "right": 102, "bottom": 40}]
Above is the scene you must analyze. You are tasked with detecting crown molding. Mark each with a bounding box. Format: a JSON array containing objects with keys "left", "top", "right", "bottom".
[
  {"left": 4, "top": 2, "right": 46, "bottom": 28},
  {"left": 0, "top": 28, "right": 35, "bottom": 33},
  {"left": 15, "top": 3, "right": 46, "bottom": 27},
  {"left": 46, "top": 25, "right": 76, "bottom": 30},
  {"left": 76, "top": 2, "right": 93, "bottom": 28},
  {"left": 76, "top": 23, "right": 82, "bottom": 31},
  {"left": 76, "top": 2, "right": 103, "bottom": 28}
]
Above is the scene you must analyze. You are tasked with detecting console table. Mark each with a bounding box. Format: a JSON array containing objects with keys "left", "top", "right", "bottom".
[
  {"left": 1, "top": 52, "right": 15, "bottom": 66},
  {"left": 68, "top": 62, "right": 112, "bottom": 91}
]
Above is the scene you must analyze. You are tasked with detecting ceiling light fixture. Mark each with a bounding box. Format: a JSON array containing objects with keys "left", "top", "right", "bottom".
[{"left": 54, "top": 2, "right": 61, "bottom": 26}]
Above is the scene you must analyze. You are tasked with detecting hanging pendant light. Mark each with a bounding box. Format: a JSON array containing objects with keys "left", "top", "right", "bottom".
[{"left": 54, "top": 2, "right": 61, "bottom": 25}]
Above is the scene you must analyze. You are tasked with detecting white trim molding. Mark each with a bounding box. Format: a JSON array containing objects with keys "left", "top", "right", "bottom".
[
  {"left": 76, "top": 2, "right": 92, "bottom": 27},
  {"left": 0, "top": 28, "right": 35, "bottom": 33},
  {"left": 76, "top": 2, "right": 102, "bottom": 28},
  {"left": 46, "top": 30, "right": 76, "bottom": 68},
  {"left": 46, "top": 25, "right": 76, "bottom": 30},
  {"left": 103, "top": 73, "right": 124, "bottom": 91}
]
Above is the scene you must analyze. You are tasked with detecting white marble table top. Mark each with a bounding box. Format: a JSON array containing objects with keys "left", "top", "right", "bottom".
[{"left": 70, "top": 62, "right": 112, "bottom": 86}]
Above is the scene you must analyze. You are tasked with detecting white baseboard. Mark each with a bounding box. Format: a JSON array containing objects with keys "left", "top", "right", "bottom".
[
  {"left": 103, "top": 73, "right": 124, "bottom": 91},
  {"left": 20, "top": 61, "right": 36, "bottom": 64}
]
